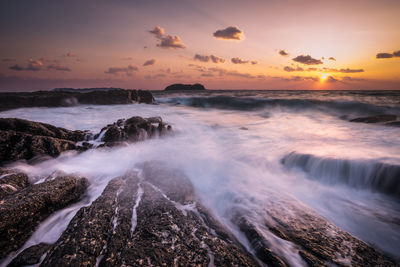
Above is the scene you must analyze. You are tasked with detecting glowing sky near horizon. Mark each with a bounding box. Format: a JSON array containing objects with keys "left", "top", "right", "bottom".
[{"left": 0, "top": 0, "right": 399, "bottom": 91}]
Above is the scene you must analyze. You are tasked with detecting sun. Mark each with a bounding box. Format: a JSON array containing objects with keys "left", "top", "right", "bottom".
[{"left": 320, "top": 74, "right": 328, "bottom": 83}]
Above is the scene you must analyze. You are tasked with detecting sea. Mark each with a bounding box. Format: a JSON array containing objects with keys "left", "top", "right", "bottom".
[{"left": 1, "top": 90, "right": 399, "bottom": 263}]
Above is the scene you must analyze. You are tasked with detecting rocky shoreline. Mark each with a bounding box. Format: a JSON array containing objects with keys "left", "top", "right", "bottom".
[{"left": 0, "top": 105, "right": 398, "bottom": 266}]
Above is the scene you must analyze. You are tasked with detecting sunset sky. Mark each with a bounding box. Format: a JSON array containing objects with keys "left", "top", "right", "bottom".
[{"left": 0, "top": 0, "right": 399, "bottom": 91}]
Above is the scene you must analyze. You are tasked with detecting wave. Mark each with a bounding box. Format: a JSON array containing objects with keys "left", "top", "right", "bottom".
[
  {"left": 164, "top": 96, "right": 399, "bottom": 116},
  {"left": 281, "top": 152, "right": 400, "bottom": 198}
]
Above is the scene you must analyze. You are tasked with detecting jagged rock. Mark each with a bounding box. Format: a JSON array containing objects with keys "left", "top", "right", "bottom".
[
  {"left": 42, "top": 166, "right": 257, "bottom": 267},
  {"left": 7, "top": 242, "right": 51, "bottom": 267},
  {"left": 0, "top": 171, "right": 30, "bottom": 199},
  {"left": 0, "top": 89, "right": 155, "bottom": 111},
  {"left": 0, "top": 118, "right": 87, "bottom": 164},
  {"left": 230, "top": 190, "right": 396, "bottom": 266},
  {"left": 164, "top": 83, "right": 206, "bottom": 91},
  {"left": 0, "top": 176, "right": 88, "bottom": 258},
  {"left": 350, "top": 114, "right": 397, "bottom": 123},
  {"left": 98, "top": 116, "right": 172, "bottom": 145}
]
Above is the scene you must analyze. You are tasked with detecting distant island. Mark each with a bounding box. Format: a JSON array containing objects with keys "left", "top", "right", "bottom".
[{"left": 164, "top": 83, "right": 206, "bottom": 91}]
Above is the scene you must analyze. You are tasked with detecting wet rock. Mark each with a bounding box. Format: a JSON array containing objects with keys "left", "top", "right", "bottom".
[
  {"left": 42, "top": 166, "right": 257, "bottom": 266},
  {"left": 0, "top": 176, "right": 88, "bottom": 258},
  {"left": 0, "top": 172, "right": 30, "bottom": 199},
  {"left": 97, "top": 116, "right": 172, "bottom": 146},
  {"left": 0, "top": 118, "right": 87, "bottom": 164},
  {"left": 7, "top": 242, "right": 51, "bottom": 267},
  {"left": 231, "top": 190, "right": 396, "bottom": 266},
  {"left": 0, "top": 89, "right": 155, "bottom": 111},
  {"left": 350, "top": 114, "right": 397, "bottom": 123}
]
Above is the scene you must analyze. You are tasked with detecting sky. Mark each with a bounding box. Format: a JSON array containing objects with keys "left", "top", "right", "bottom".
[{"left": 0, "top": 0, "right": 399, "bottom": 91}]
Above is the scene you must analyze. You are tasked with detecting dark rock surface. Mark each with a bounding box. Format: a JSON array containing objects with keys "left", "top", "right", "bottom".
[
  {"left": 97, "top": 116, "right": 172, "bottom": 146},
  {"left": 0, "top": 175, "right": 88, "bottom": 258},
  {"left": 41, "top": 165, "right": 257, "bottom": 266},
  {"left": 0, "top": 171, "right": 30, "bottom": 199},
  {"left": 230, "top": 190, "right": 396, "bottom": 266},
  {"left": 8, "top": 242, "right": 51, "bottom": 267},
  {"left": 0, "top": 118, "right": 86, "bottom": 164},
  {"left": 0, "top": 89, "right": 154, "bottom": 111},
  {"left": 164, "top": 83, "right": 206, "bottom": 91},
  {"left": 350, "top": 114, "right": 397, "bottom": 123}
]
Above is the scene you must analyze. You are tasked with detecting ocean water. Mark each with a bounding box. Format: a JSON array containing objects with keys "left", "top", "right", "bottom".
[{"left": 1, "top": 90, "right": 399, "bottom": 264}]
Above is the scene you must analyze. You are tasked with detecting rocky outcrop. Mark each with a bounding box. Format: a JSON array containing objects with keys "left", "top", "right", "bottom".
[
  {"left": 96, "top": 116, "right": 172, "bottom": 146},
  {"left": 0, "top": 171, "right": 30, "bottom": 199},
  {"left": 350, "top": 114, "right": 397, "bottom": 123},
  {"left": 230, "top": 190, "right": 396, "bottom": 266},
  {"left": 0, "top": 118, "right": 86, "bottom": 164},
  {"left": 0, "top": 175, "right": 88, "bottom": 258},
  {"left": 164, "top": 83, "right": 206, "bottom": 91},
  {"left": 0, "top": 89, "right": 154, "bottom": 111},
  {"left": 41, "top": 165, "right": 257, "bottom": 266}
]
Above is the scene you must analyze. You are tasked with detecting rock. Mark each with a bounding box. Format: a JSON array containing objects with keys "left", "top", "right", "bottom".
[
  {"left": 350, "top": 114, "right": 397, "bottom": 123},
  {"left": 0, "top": 175, "right": 88, "bottom": 258},
  {"left": 0, "top": 118, "right": 87, "bottom": 164},
  {"left": 385, "top": 121, "right": 400, "bottom": 127},
  {"left": 97, "top": 116, "right": 172, "bottom": 146},
  {"left": 230, "top": 189, "right": 396, "bottom": 266},
  {"left": 8, "top": 242, "right": 51, "bottom": 267},
  {"left": 137, "top": 89, "right": 155, "bottom": 104},
  {"left": 0, "top": 89, "right": 155, "bottom": 111},
  {"left": 164, "top": 83, "right": 206, "bottom": 91},
  {"left": 0, "top": 172, "right": 30, "bottom": 199},
  {"left": 42, "top": 166, "right": 257, "bottom": 266}
]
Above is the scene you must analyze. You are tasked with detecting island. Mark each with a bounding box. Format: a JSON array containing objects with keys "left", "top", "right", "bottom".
[{"left": 164, "top": 83, "right": 206, "bottom": 91}]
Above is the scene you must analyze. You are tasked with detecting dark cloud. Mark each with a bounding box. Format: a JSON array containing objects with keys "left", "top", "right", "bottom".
[
  {"left": 143, "top": 59, "right": 156, "bottom": 66},
  {"left": 201, "top": 73, "right": 214, "bottom": 77},
  {"left": 283, "top": 76, "right": 319, "bottom": 82},
  {"left": 328, "top": 57, "right": 336, "bottom": 61},
  {"left": 376, "top": 53, "right": 393, "bottom": 59},
  {"left": 231, "top": 57, "right": 249, "bottom": 64},
  {"left": 47, "top": 63, "right": 71, "bottom": 71},
  {"left": 251, "top": 61, "right": 258, "bottom": 65},
  {"left": 342, "top": 76, "right": 365, "bottom": 82},
  {"left": 194, "top": 54, "right": 225, "bottom": 63},
  {"left": 9, "top": 59, "right": 43, "bottom": 71},
  {"left": 283, "top": 66, "right": 304, "bottom": 72},
  {"left": 213, "top": 26, "right": 243, "bottom": 40},
  {"left": 105, "top": 64, "right": 138, "bottom": 76},
  {"left": 292, "top": 55, "right": 323, "bottom": 65},
  {"left": 326, "top": 76, "right": 339, "bottom": 83},
  {"left": 376, "top": 50, "right": 400, "bottom": 59},
  {"left": 322, "top": 68, "right": 364, "bottom": 73},
  {"left": 144, "top": 73, "right": 166, "bottom": 79},
  {"left": 279, "top": 50, "right": 288, "bottom": 56},
  {"left": 149, "top": 26, "right": 185, "bottom": 49}
]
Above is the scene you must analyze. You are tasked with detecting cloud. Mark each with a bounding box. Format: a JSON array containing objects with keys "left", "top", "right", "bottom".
[
  {"left": 121, "top": 57, "right": 133, "bottom": 61},
  {"left": 144, "top": 73, "right": 166, "bottom": 79},
  {"left": 342, "top": 76, "right": 365, "bottom": 82},
  {"left": 322, "top": 67, "right": 364, "bottom": 73},
  {"left": 283, "top": 66, "right": 304, "bottom": 72},
  {"left": 282, "top": 76, "right": 319, "bottom": 82},
  {"left": 213, "top": 26, "right": 243, "bottom": 40},
  {"left": 9, "top": 58, "right": 43, "bottom": 71},
  {"left": 47, "top": 63, "right": 71, "bottom": 71},
  {"left": 231, "top": 57, "right": 249, "bottom": 64},
  {"left": 149, "top": 26, "right": 185, "bottom": 49},
  {"left": 326, "top": 76, "right": 339, "bottom": 83},
  {"left": 328, "top": 57, "right": 336, "bottom": 61},
  {"left": 376, "top": 50, "right": 400, "bottom": 59},
  {"left": 149, "top": 26, "right": 165, "bottom": 38},
  {"left": 251, "top": 61, "right": 258, "bottom": 65},
  {"left": 201, "top": 73, "right": 214, "bottom": 77},
  {"left": 105, "top": 64, "right": 139, "bottom": 76},
  {"left": 143, "top": 59, "right": 156, "bottom": 66},
  {"left": 279, "top": 50, "right": 289, "bottom": 56},
  {"left": 292, "top": 55, "right": 323, "bottom": 65},
  {"left": 63, "top": 52, "right": 76, "bottom": 57},
  {"left": 194, "top": 54, "right": 225, "bottom": 63}
]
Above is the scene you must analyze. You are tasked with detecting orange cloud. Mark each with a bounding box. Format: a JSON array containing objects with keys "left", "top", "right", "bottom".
[{"left": 213, "top": 26, "right": 243, "bottom": 40}]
